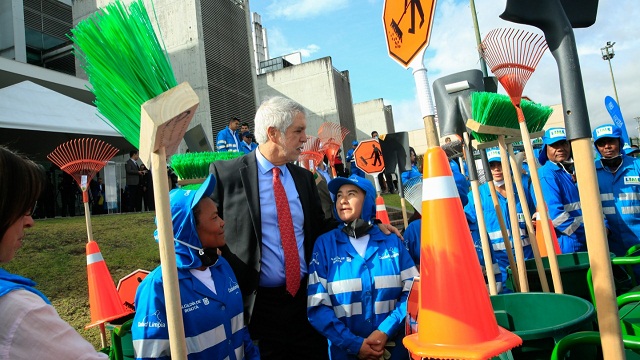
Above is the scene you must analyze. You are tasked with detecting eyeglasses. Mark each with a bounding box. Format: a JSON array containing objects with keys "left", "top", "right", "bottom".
[{"left": 26, "top": 201, "right": 37, "bottom": 217}]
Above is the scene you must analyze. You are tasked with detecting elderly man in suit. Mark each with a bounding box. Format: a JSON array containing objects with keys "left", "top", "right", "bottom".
[{"left": 210, "top": 97, "right": 398, "bottom": 360}]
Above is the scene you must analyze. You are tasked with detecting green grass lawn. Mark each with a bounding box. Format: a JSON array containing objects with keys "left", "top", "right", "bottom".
[
  {"left": 382, "top": 192, "right": 416, "bottom": 213},
  {"left": 1, "top": 212, "right": 160, "bottom": 349}
]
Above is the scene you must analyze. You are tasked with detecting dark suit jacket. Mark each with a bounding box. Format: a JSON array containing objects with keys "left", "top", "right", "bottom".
[
  {"left": 125, "top": 158, "right": 140, "bottom": 186},
  {"left": 209, "top": 152, "right": 336, "bottom": 317}
]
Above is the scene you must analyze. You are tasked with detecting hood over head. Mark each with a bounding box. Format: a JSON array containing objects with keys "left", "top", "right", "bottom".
[
  {"left": 154, "top": 174, "right": 216, "bottom": 269},
  {"left": 328, "top": 175, "right": 377, "bottom": 224}
]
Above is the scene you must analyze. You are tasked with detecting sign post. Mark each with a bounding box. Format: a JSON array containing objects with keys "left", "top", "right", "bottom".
[{"left": 383, "top": 0, "right": 439, "bottom": 147}]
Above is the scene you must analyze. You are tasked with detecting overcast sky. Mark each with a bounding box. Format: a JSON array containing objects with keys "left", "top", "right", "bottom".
[{"left": 250, "top": 0, "right": 640, "bottom": 139}]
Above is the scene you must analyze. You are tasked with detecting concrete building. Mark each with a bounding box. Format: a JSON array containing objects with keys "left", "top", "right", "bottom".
[
  {"left": 353, "top": 99, "right": 395, "bottom": 141},
  {"left": 72, "top": 0, "right": 259, "bottom": 150},
  {"left": 257, "top": 56, "right": 357, "bottom": 151}
]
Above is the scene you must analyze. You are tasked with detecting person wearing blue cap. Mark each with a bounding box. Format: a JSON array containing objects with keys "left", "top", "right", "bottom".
[
  {"left": 537, "top": 127, "right": 586, "bottom": 253},
  {"left": 463, "top": 147, "right": 534, "bottom": 291},
  {"left": 593, "top": 124, "right": 640, "bottom": 257},
  {"left": 307, "top": 175, "right": 418, "bottom": 360},
  {"left": 240, "top": 131, "right": 258, "bottom": 154},
  {"left": 345, "top": 140, "right": 365, "bottom": 178},
  {"left": 132, "top": 175, "right": 259, "bottom": 360}
]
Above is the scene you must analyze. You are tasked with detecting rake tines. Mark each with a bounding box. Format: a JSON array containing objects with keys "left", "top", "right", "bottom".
[
  {"left": 318, "top": 122, "right": 350, "bottom": 176},
  {"left": 480, "top": 28, "right": 548, "bottom": 107},
  {"left": 403, "top": 176, "right": 423, "bottom": 215},
  {"left": 48, "top": 138, "right": 119, "bottom": 196},
  {"left": 298, "top": 136, "right": 324, "bottom": 172}
]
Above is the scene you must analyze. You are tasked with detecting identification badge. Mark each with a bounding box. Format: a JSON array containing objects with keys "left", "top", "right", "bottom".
[{"left": 624, "top": 176, "right": 640, "bottom": 185}]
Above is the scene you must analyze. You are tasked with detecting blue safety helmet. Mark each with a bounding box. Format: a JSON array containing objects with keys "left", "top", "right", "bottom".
[
  {"left": 538, "top": 127, "right": 567, "bottom": 165},
  {"left": 352, "top": 140, "right": 359, "bottom": 146}
]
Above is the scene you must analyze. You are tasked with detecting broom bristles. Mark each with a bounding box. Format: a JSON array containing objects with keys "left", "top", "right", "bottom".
[
  {"left": 170, "top": 152, "right": 243, "bottom": 181},
  {"left": 470, "top": 92, "right": 553, "bottom": 143},
  {"left": 70, "top": 0, "right": 177, "bottom": 149}
]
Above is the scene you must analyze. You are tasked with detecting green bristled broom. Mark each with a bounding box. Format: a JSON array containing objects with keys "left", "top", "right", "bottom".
[
  {"left": 71, "top": 1, "right": 196, "bottom": 358},
  {"left": 70, "top": 0, "right": 177, "bottom": 149},
  {"left": 468, "top": 90, "right": 554, "bottom": 294},
  {"left": 469, "top": 92, "right": 553, "bottom": 144},
  {"left": 170, "top": 152, "right": 243, "bottom": 189}
]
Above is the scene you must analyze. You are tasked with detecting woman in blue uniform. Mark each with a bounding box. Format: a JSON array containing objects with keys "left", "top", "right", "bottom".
[
  {"left": 307, "top": 175, "right": 418, "bottom": 360},
  {"left": 132, "top": 175, "right": 259, "bottom": 360}
]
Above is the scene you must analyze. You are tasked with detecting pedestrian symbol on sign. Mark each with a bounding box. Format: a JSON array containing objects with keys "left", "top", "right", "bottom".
[{"left": 354, "top": 139, "right": 385, "bottom": 174}]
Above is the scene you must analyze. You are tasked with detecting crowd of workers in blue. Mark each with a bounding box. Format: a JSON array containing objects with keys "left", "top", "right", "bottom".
[{"left": 2, "top": 95, "right": 639, "bottom": 360}]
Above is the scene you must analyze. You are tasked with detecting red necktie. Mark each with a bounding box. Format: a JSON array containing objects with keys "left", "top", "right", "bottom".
[{"left": 272, "top": 167, "right": 301, "bottom": 296}]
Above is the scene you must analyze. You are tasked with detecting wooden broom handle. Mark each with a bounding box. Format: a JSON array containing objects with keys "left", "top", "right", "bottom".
[
  {"left": 572, "top": 138, "right": 623, "bottom": 357},
  {"left": 152, "top": 147, "right": 188, "bottom": 359},
  {"left": 518, "top": 122, "right": 563, "bottom": 293},
  {"left": 487, "top": 180, "right": 520, "bottom": 292},
  {"left": 400, "top": 198, "right": 409, "bottom": 229},
  {"left": 498, "top": 136, "right": 529, "bottom": 292},
  {"left": 507, "top": 144, "right": 550, "bottom": 292},
  {"left": 471, "top": 180, "right": 498, "bottom": 295}
]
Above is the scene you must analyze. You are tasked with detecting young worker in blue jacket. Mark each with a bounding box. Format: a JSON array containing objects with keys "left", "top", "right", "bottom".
[
  {"left": 592, "top": 124, "right": 640, "bottom": 257},
  {"left": 307, "top": 175, "right": 418, "bottom": 360},
  {"left": 537, "top": 128, "right": 586, "bottom": 253},
  {"left": 132, "top": 175, "right": 259, "bottom": 360}
]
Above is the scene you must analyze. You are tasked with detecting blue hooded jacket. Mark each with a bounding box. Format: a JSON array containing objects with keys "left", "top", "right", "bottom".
[
  {"left": 308, "top": 175, "right": 418, "bottom": 359},
  {"left": 132, "top": 175, "right": 259, "bottom": 360}
]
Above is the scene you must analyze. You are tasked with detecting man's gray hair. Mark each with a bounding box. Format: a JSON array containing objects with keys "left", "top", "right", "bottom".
[{"left": 254, "top": 97, "right": 306, "bottom": 144}]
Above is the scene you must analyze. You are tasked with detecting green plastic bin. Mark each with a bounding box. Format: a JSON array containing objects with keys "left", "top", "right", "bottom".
[
  {"left": 506, "top": 252, "right": 618, "bottom": 301},
  {"left": 491, "top": 293, "right": 596, "bottom": 359}
]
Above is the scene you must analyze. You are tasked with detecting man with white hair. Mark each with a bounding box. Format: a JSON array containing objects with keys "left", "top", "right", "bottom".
[{"left": 210, "top": 97, "right": 399, "bottom": 360}]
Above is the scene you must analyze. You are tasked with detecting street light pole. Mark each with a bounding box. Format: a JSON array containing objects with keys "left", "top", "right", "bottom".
[{"left": 601, "top": 41, "right": 620, "bottom": 106}]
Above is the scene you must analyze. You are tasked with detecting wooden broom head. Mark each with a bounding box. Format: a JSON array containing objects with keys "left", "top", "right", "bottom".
[
  {"left": 47, "top": 138, "right": 119, "bottom": 189},
  {"left": 480, "top": 28, "right": 548, "bottom": 104}
]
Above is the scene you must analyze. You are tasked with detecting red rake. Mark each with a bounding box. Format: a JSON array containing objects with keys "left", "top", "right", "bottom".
[
  {"left": 480, "top": 28, "right": 564, "bottom": 294},
  {"left": 48, "top": 138, "right": 119, "bottom": 242},
  {"left": 298, "top": 135, "right": 324, "bottom": 173},
  {"left": 318, "top": 122, "right": 349, "bottom": 177},
  {"left": 480, "top": 28, "right": 548, "bottom": 115}
]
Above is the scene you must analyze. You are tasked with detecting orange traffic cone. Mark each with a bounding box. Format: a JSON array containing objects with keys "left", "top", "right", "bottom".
[
  {"left": 403, "top": 147, "right": 521, "bottom": 359},
  {"left": 534, "top": 215, "right": 561, "bottom": 257},
  {"left": 375, "top": 195, "right": 391, "bottom": 224},
  {"left": 85, "top": 241, "right": 133, "bottom": 329}
]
